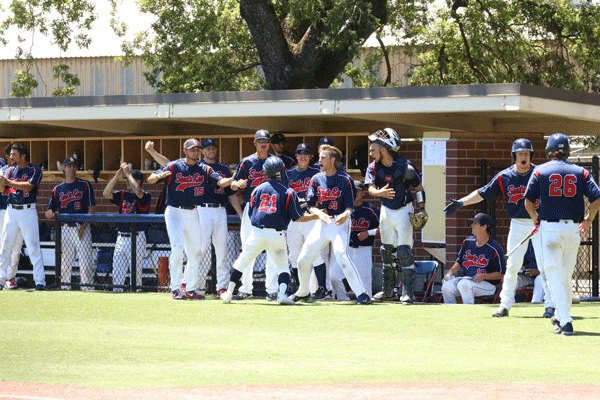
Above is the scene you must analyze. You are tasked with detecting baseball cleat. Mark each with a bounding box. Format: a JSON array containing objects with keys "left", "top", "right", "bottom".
[
  {"left": 400, "top": 295, "right": 414, "bottom": 305},
  {"left": 356, "top": 293, "right": 372, "bottom": 305},
  {"left": 267, "top": 293, "right": 277, "bottom": 301},
  {"left": 550, "top": 315, "right": 560, "bottom": 327},
  {"left": 312, "top": 286, "right": 328, "bottom": 301},
  {"left": 289, "top": 293, "right": 311, "bottom": 302},
  {"left": 217, "top": 288, "right": 227, "bottom": 297},
  {"left": 184, "top": 289, "right": 205, "bottom": 300},
  {"left": 232, "top": 292, "right": 252, "bottom": 300},
  {"left": 222, "top": 291, "right": 234, "bottom": 304},
  {"left": 371, "top": 291, "right": 397, "bottom": 302},
  {"left": 543, "top": 307, "right": 555, "bottom": 319},
  {"left": 35, "top": 284, "right": 46, "bottom": 291},
  {"left": 492, "top": 306, "right": 509, "bottom": 317},
  {"left": 277, "top": 295, "right": 295, "bottom": 305},
  {"left": 557, "top": 322, "right": 574, "bottom": 336},
  {"left": 4, "top": 278, "right": 17, "bottom": 290},
  {"left": 171, "top": 288, "right": 187, "bottom": 300}
]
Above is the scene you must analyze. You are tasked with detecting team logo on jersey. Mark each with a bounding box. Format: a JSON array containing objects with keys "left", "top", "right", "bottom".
[
  {"left": 248, "top": 169, "right": 268, "bottom": 186},
  {"left": 174, "top": 173, "right": 205, "bottom": 191},
  {"left": 289, "top": 177, "right": 311, "bottom": 194},
  {"left": 316, "top": 187, "right": 341, "bottom": 201},
  {"left": 462, "top": 250, "right": 489, "bottom": 268},
  {"left": 506, "top": 184, "right": 526, "bottom": 204},
  {"left": 351, "top": 217, "right": 370, "bottom": 231},
  {"left": 59, "top": 189, "right": 84, "bottom": 208},
  {"left": 120, "top": 200, "right": 136, "bottom": 214}
]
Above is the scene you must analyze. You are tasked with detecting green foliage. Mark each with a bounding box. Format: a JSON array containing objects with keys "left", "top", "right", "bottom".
[
  {"left": 51, "top": 63, "right": 81, "bottom": 97},
  {"left": 10, "top": 69, "right": 38, "bottom": 97}
]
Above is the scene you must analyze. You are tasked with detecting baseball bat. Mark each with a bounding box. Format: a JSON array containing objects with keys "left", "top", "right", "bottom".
[{"left": 504, "top": 226, "right": 539, "bottom": 259}]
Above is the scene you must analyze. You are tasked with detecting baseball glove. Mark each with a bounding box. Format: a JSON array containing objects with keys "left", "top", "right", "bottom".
[{"left": 408, "top": 212, "right": 428, "bottom": 230}]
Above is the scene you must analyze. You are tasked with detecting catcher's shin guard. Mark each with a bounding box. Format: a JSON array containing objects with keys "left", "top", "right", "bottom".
[
  {"left": 400, "top": 267, "right": 416, "bottom": 304},
  {"left": 373, "top": 245, "right": 398, "bottom": 301}
]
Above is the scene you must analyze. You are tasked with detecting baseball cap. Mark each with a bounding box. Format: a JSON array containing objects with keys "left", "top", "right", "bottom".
[
  {"left": 354, "top": 181, "right": 365, "bottom": 191},
  {"left": 271, "top": 133, "right": 286, "bottom": 144},
  {"left": 469, "top": 213, "right": 494, "bottom": 228},
  {"left": 318, "top": 137, "right": 334, "bottom": 147},
  {"left": 201, "top": 138, "right": 218, "bottom": 148},
  {"left": 183, "top": 138, "right": 201, "bottom": 150},
  {"left": 254, "top": 129, "right": 271, "bottom": 141},
  {"left": 295, "top": 143, "right": 312, "bottom": 155},
  {"left": 62, "top": 157, "right": 78, "bottom": 166},
  {"left": 130, "top": 169, "right": 144, "bottom": 182}
]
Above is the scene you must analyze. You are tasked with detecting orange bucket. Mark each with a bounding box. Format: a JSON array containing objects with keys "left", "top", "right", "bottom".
[{"left": 158, "top": 257, "right": 169, "bottom": 292}]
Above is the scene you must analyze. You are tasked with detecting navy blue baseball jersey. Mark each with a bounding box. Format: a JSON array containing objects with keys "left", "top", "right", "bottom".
[
  {"left": 47, "top": 178, "right": 96, "bottom": 214},
  {"left": 279, "top": 153, "right": 296, "bottom": 169},
  {"left": 522, "top": 241, "right": 537, "bottom": 270},
  {"left": 364, "top": 156, "right": 421, "bottom": 210},
  {"left": 349, "top": 201, "right": 380, "bottom": 247},
  {"left": 157, "top": 159, "right": 222, "bottom": 208},
  {"left": 306, "top": 171, "right": 355, "bottom": 217},
  {"left": 525, "top": 159, "right": 600, "bottom": 222},
  {"left": 199, "top": 160, "right": 235, "bottom": 205},
  {"left": 0, "top": 158, "right": 5, "bottom": 168},
  {"left": 234, "top": 153, "right": 288, "bottom": 204},
  {"left": 286, "top": 165, "right": 320, "bottom": 199},
  {"left": 478, "top": 164, "right": 538, "bottom": 219},
  {"left": 0, "top": 164, "right": 9, "bottom": 210},
  {"left": 457, "top": 236, "right": 506, "bottom": 285},
  {"left": 248, "top": 179, "right": 304, "bottom": 231},
  {"left": 110, "top": 190, "right": 151, "bottom": 232},
  {"left": 4, "top": 163, "right": 42, "bottom": 204}
]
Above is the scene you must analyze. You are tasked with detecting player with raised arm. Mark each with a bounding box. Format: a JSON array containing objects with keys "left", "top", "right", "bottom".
[
  {"left": 524, "top": 133, "right": 600, "bottom": 335},
  {"left": 365, "top": 128, "right": 427, "bottom": 304},
  {"left": 221, "top": 157, "right": 319, "bottom": 305},
  {"left": 443, "top": 138, "right": 554, "bottom": 318},
  {"left": 294, "top": 145, "right": 372, "bottom": 305}
]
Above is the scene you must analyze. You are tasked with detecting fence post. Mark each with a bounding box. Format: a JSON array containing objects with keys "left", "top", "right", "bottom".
[
  {"left": 593, "top": 156, "right": 599, "bottom": 297},
  {"left": 54, "top": 216, "right": 61, "bottom": 289},
  {"left": 131, "top": 223, "right": 137, "bottom": 293}
]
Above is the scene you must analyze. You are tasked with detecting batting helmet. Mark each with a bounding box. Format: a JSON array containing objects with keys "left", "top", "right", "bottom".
[
  {"left": 511, "top": 138, "right": 534, "bottom": 161},
  {"left": 263, "top": 156, "right": 284, "bottom": 179},
  {"left": 368, "top": 128, "right": 401, "bottom": 152},
  {"left": 545, "top": 133, "right": 570, "bottom": 158}
]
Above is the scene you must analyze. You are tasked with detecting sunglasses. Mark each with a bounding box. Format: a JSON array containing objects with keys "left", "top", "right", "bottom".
[{"left": 256, "top": 139, "right": 271, "bottom": 144}]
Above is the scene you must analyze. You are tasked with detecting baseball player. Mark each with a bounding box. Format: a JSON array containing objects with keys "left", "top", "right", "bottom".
[
  {"left": 516, "top": 241, "right": 545, "bottom": 303},
  {"left": 285, "top": 143, "right": 329, "bottom": 300},
  {"left": 198, "top": 138, "right": 243, "bottom": 297},
  {"left": 103, "top": 163, "right": 151, "bottom": 292},
  {"left": 443, "top": 138, "right": 555, "bottom": 318},
  {"left": 365, "top": 128, "right": 427, "bottom": 304},
  {"left": 148, "top": 139, "right": 246, "bottom": 300},
  {"left": 0, "top": 143, "right": 24, "bottom": 290},
  {"left": 270, "top": 133, "right": 296, "bottom": 169},
  {"left": 294, "top": 145, "right": 372, "bottom": 305},
  {"left": 232, "top": 129, "right": 287, "bottom": 299},
  {"left": 331, "top": 181, "right": 380, "bottom": 300},
  {"left": 0, "top": 143, "right": 46, "bottom": 290},
  {"left": 222, "top": 157, "right": 320, "bottom": 305},
  {"left": 46, "top": 157, "right": 96, "bottom": 290},
  {"left": 524, "top": 133, "right": 600, "bottom": 335},
  {"left": 441, "top": 213, "right": 506, "bottom": 304}
]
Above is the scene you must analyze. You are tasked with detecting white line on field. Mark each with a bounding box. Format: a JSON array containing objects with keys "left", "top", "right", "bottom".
[{"left": 0, "top": 395, "right": 68, "bottom": 400}]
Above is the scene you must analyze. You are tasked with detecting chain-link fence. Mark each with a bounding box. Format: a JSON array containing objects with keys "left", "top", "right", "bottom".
[
  {"left": 486, "top": 157, "right": 599, "bottom": 297},
  {"left": 51, "top": 214, "right": 268, "bottom": 293}
]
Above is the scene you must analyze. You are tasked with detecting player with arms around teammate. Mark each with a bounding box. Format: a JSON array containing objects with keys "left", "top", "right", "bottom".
[
  {"left": 46, "top": 157, "right": 96, "bottom": 290},
  {"left": 270, "top": 133, "right": 296, "bottom": 169},
  {"left": 442, "top": 213, "right": 506, "bottom": 304},
  {"left": 295, "top": 145, "right": 372, "bottom": 305},
  {"left": 0, "top": 143, "right": 46, "bottom": 290},
  {"left": 444, "top": 139, "right": 554, "bottom": 318},
  {"left": 103, "top": 163, "right": 151, "bottom": 292},
  {"left": 221, "top": 157, "right": 319, "bottom": 305},
  {"left": 365, "top": 128, "right": 427, "bottom": 304},
  {"left": 524, "top": 133, "right": 600, "bottom": 336},
  {"left": 148, "top": 139, "right": 246, "bottom": 300}
]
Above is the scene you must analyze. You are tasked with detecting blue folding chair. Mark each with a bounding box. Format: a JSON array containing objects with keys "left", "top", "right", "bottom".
[{"left": 413, "top": 260, "right": 441, "bottom": 303}]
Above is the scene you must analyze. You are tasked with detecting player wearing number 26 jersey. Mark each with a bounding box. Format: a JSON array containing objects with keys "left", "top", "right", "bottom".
[{"left": 524, "top": 133, "right": 600, "bottom": 335}]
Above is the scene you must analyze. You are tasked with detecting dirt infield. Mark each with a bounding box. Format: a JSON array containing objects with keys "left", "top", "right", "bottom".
[{"left": 1, "top": 381, "right": 599, "bottom": 400}]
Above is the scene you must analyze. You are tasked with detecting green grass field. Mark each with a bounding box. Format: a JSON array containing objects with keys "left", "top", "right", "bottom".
[{"left": 1, "top": 290, "right": 599, "bottom": 388}]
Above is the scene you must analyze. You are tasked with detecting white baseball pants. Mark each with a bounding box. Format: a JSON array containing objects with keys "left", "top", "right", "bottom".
[
  {"left": 197, "top": 206, "right": 228, "bottom": 293},
  {"left": 296, "top": 216, "right": 366, "bottom": 297},
  {"left": 379, "top": 204, "right": 414, "bottom": 248},
  {"left": 537, "top": 220, "right": 581, "bottom": 325},
  {"left": 0, "top": 208, "right": 23, "bottom": 280},
  {"left": 516, "top": 274, "right": 545, "bottom": 304},
  {"left": 232, "top": 226, "right": 289, "bottom": 277},
  {"left": 331, "top": 246, "right": 373, "bottom": 299},
  {"left": 442, "top": 277, "right": 496, "bottom": 304},
  {"left": 0, "top": 205, "right": 45, "bottom": 286},
  {"left": 113, "top": 231, "right": 146, "bottom": 291},
  {"left": 165, "top": 206, "right": 203, "bottom": 292},
  {"left": 60, "top": 225, "right": 93, "bottom": 289}
]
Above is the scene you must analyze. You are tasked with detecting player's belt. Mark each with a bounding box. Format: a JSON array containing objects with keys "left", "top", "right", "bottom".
[
  {"left": 172, "top": 205, "right": 196, "bottom": 210},
  {"left": 546, "top": 219, "right": 581, "bottom": 224},
  {"left": 65, "top": 223, "right": 79, "bottom": 228},
  {"left": 349, "top": 243, "right": 360, "bottom": 248},
  {"left": 119, "top": 232, "right": 132, "bottom": 237},
  {"left": 10, "top": 203, "right": 35, "bottom": 210},
  {"left": 199, "top": 203, "right": 222, "bottom": 208}
]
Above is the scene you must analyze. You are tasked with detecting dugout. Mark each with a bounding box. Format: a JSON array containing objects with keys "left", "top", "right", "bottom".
[{"left": 1, "top": 83, "right": 600, "bottom": 295}]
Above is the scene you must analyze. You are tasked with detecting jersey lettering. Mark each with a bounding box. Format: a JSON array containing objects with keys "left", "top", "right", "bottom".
[
  {"left": 352, "top": 217, "right": 370, "bottom": 231},
  {"left": 289, "top": 177, "right": 311, "bottom": 194},
  {"left": 248, "top": 169, "right": 268, "bottom": 187},
  {"left": 174, "top": 173, "right": 205, "bottom": 191},
  {"left": 59, "top": 189, "right": 84, "bottom": 208},
  {"left": 549, "top": 173, "right": 577, "bottom": 197},
  {"left": 506, "top": 184, "right": 526, "bottom": 204},
  {"left": 328, "top": 201, "right": 338, "bottom": 210},
  {"left": 462, "top": 250, "right": 489, "bottom": 268},
  {"left": 316, "top": 187, "right": 341, "bottom": 202},
  {"left": 258, "top": 194, "right": 277, "bottom": 212},
  {"left": 194, "top": 186, "right": 204, "bottom": 196},
  {"left": 120, "top": 200, "right": 135, "bottom": 214}
]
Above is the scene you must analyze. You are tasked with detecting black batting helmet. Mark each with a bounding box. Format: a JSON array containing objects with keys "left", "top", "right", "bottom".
[
  {"left": 511, "top": 138, "right": 534, "bottom": 161},
  {"left": 545, "top": 133, "right": 570, "bottom": 158},
  {"left": 263, "top": 156, "right": 284, "bottom": 179}
]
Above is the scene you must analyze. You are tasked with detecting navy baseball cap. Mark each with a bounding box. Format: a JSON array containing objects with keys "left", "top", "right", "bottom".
[
  {"left": 130, "top": 169, "right": 143, "bottom": 182},
  {"left": 469, "top": 213, "right": 494, "bottom": 228},
  {"left": 295, "top": 143, "right": 312, "bottom": 154},
  {"left": 354, "top": 181, "right": 365, "bottom": 191},
  {"left": 318, "top": 137, "right": 334, "bottom": 147},
  {"left": 271, "top": 133, "right": 286, "bottom": 144},
  {"left": 63, "top": 157, "right": 78, "bottom": 166},
  {"left": 183, "top": 138, "right": 201, "bottom": 149},
  {"left": 254, "top": 129, "right": 271, "bottom": 141},
  {"left": 201, "top": 138, "right": 218, "bottom": 148}
]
